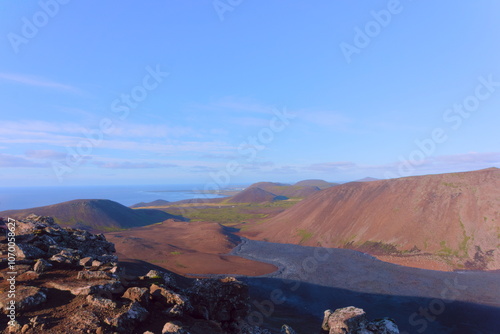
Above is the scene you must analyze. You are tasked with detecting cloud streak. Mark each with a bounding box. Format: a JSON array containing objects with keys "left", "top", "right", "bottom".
[
  {"left": 0, "top": 73, "right": 83, "bottom": 94},
  {"left": 93, "top": 161, "right": 177, "bottom": 169},
  {"left": 0, "top": 153, "right": 47, "bottom": 168}
]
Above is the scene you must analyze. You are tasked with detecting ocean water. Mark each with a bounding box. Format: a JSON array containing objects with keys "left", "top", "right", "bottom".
[{"left": 0, "top": 184, "right": 224, "bottom": 211}]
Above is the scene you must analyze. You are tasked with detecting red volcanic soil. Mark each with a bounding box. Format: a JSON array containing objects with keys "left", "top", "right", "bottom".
[
  {"left": 227, "top": 187, "right": 279, "bottom": 203},
  {"left": 105, "top": 220, "right": 277, "bottom": 276},
  {"left": 246, "top": 168, "right": 500, "bottom": 271}
]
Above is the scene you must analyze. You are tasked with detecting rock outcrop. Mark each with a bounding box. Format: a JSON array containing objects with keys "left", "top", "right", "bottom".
[
  {"left": 321, "top": 306, "right": 399, "bottom": 334},
  {"left": 0, "top": 215, "right": 400, "bottom": 334}
]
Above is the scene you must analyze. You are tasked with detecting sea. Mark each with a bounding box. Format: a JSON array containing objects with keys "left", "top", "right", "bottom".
[{"left": 0, "top": 184, "right": 226, "bottom": 211}]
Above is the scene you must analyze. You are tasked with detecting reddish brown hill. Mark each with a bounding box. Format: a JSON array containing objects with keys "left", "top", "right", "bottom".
[
  {"left": 247, "top": 168, "right": 500, "bottom": 270},
  {"left": 227, "top": 187, "right": 280, "bottom": 203},
  {"left": 248, "top": 182, "right": 321, "bottom": 198}
]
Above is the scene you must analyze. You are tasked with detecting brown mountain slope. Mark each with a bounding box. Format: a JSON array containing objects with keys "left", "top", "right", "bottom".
[
  {"left": 248, "top": 182, "right": 321, "bottom": 198},
  {"left": 0, "top": 199, "right": 183, "bottom": 231},
  {"left": 227, "top": 187, "right": 282, "bottom": 203},
  {"left": 247, "top": 168, "right": 500, "bottom": 270}
]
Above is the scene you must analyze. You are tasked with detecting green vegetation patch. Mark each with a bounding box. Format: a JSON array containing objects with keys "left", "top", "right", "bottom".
[
  {"left": 438, "top": 240, "right": 458, "bottom": 257},
  {"left": 167, "top": 205, "right": 269, "bottom": 225},
  {"left": 297, "top": 229, "right": 313, "bottom": 243}
]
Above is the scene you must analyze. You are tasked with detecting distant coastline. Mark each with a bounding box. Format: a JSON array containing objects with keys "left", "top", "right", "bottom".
[{"left": 0, "top": 184, "right": 227, "bottom": 211}]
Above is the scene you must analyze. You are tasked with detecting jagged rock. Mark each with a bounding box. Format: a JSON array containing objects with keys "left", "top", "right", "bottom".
[
  {"left": 109, "top": 265, "right": 120, "bottom": 274},
  {"left": 150, "top": 284, "right": 190, "bottom": 311},
  {"left": 0, "top": 286, "right": 47, "bottom": 313},
  {"left": 77, "top": 270, "right": 117, "bottom": 280},
  {"left": 48, "top": 245, "right": 65, "bottom": 255},
  {"left": 162, "top": 321, "right": 190, "bottom": 334},
  {"left": 49, "top": 254, "right": 73, "bottom": 264},
  {"left": 16, "top": 243, "right": 46, "bottom": 260},
  {"left": 322, "top": 309, "right": 334, "bottom": 330},
  {"left": 281, "top": 324, "right": 297, "bottom": 334},
  {"left": 105, "top": 301, "right": 149, "bottom": 333},
  {"left": 366, "top": 318, "right": 399, "bottom": 334},
  {"left": 33, "top": 258, "right": 52, "bottom": 273},
  {"left": 325, "top": 306, "right": 367, "bottom": 334},
  {"left": 122, "top": 287, "right": 150, "bottom": 307},
  {"left": 48, "top": 279, "right": 124, "bottom": 296},
  {"left": 14, "top": 215, "right": 58, "bottom": 235},
  {"left": 323, "top": 307, "right": 400, "bottom": 334},
  {"left": 32, "top": 234, "right": 57, "bottom": 251},
  {"left": 188, "top": 277, "right": 249, "bottom": 329},
  {"left": 79, "top": 256, "right": 93, "bottom": 266},
  {"left": 86, "top": 294, "right": 117, "bottom": 308},
  {"left": 92, "top": 260, "right": 103, "bottom": 267},
  {"left": 96, "top": 254, "right": 119, "bottom": 264},
  {"left": 146, "top": 269, "right": 176, "bottom": 286}
]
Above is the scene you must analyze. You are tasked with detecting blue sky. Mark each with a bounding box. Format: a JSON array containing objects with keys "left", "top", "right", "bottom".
[{"left": 0, "top": 0, "right": 499, "bottom": 187}]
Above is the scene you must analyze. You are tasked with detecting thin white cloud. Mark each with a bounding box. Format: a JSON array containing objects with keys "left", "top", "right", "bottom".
[
  {"left": 93, "top": 161, "right": 177, "bottom": 169},
  {"left": 0, "top": 153, "right": 47, "bottom": 168},
  {"left": 0, "top": 73, "right": 83, "bottom": 94},
  {"left": 2, "top": 120, "right": 195, "bottom": 140},
  {"left": 433, "top": 152, "right": 500, "bottom": 165},
  {"left": 25, "top": 149, "right": 66, "bottom": 160}
]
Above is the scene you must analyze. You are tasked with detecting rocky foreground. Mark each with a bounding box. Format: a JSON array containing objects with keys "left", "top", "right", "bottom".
[{"left": 0, "top": 215, "right": 399, "bottom": 334}]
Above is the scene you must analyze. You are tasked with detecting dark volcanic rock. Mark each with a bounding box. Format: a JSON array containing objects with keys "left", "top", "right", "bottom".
[
  {"left": 33, "top": 258, "right": 52, "bottom": 274},
  {"left": 122, "top": 286, "right": 150, "bottom": 307},
  {"left": 0, "top": 286, "right": 47, "bottom": 313},
  {"left": 105, "top": 301, "right": 149, "bottom": 333}
]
